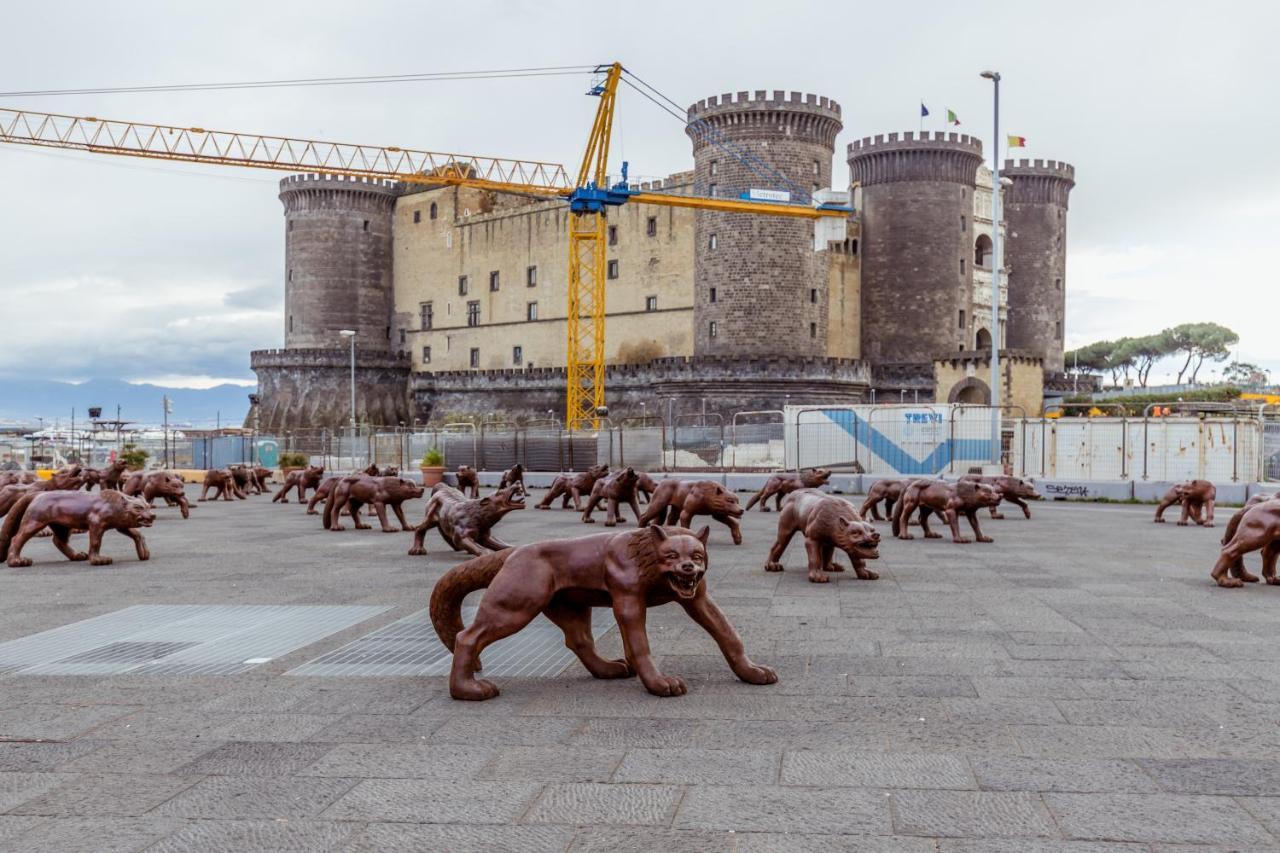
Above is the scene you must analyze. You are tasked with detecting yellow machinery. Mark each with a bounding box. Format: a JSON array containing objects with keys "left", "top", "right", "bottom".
[{"left": 0, "top": 62, "right": 850, "bottom": 424}]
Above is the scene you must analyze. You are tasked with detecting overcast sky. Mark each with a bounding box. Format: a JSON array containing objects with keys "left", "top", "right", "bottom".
[{"left": 2, "top": 0, "right": 1276, "bottom": 388}]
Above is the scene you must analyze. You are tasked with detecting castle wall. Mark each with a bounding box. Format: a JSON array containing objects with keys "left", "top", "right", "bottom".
[
  {"left": 824, "top": 245, "right": 861, "bottom": 359},
  {"left": 934, "top": 350, "right": 1045, "bottom": 416},
  {"left": 1003, "top": 158, "right": 1074, "bottom": 372},
  {"left": 391, "top": 178, "right": 696, "bottom": 373},
  {"left": 686, "top": 91, "right": 843, "bottom": 358},
  {"left": 251, "top": 348, "right": 410, "bottom": 431},
  {"left": 849, "top": 132, "right": 985, "bottom": 364},
  {"left": 411, "top": 356, "right": 871, "bottom": 422}
]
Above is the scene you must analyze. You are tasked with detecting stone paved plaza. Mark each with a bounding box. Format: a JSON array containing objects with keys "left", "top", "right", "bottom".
[{"left": 0, "top": 483, "right": 1278, "bottom": 851}]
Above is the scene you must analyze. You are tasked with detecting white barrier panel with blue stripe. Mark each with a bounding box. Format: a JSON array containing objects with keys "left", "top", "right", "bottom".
[{"left": 786, "top": 405, "right": 997, "bottom": 475}]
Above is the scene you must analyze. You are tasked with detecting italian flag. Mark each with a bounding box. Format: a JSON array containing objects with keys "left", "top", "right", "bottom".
[
  {"left": 1007, "top": 135, "right": 1027, "bottom": 148},
  {"left": 946, "top": 109, "right": 960, "bottom": 126}
]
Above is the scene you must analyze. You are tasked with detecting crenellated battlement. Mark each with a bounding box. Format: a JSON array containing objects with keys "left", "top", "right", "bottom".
[
  {"left": 279, "top": 172, "right": 400, "bottom": 214},
  {"left": 1002, "top": 159, "right": 1076, "bottom": 207},
  {"left": 1002, "top": 158, "right": 1075, "bottom": 180},
  {"left": 848, "top": 131, "right": 984, "bottom": 156},
  {"left": 687, "top": 90, "right": 841, "bottom": 119},
  {"left": 847, "top": 131, "right": 984, "bottom": 187},
  {"left": 251, "top": 348, "right": 410, "bottom": 370},
  {"left": 686, "top": 90, "right": 842, "bottom": 150}
]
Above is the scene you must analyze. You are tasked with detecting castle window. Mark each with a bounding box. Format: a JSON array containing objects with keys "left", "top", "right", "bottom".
[
  {"left": 607, "top": 260, "right": 619, "bottom": 280},
  {"left": 959, "top": 309, "right": 966, "bottom": 329},
  {"left": 709, "top": 287, "right": 717, "bottom": 303},
  {"left": 710, "top": 160, "right": 718, "bottom": 176},
  {"left": 413, "top": 210, "right": 421, "bottom": 224},
  {"left": 708, "top": 183, "right": 717, "bottom": 197},
  {"left": 709, "top": 321, "right": 717, "bottom": 338},
  {"left": 608, "top": 225, "right": 618, "bottom": 246},
  {"left": 470, "top": 348, "right": 480, "bottom": 368},
  {"left": 646, "top": 216, "right": 657, "bottom": 237},
  {"left": 709, "top": 233, "right": 718, "bottom": 250},
  {"left": 422, "top": 346, "right": 431, "bottom": 363},
  {"left": 810, "top": 288, "right": 817, "bottom": 304},
  {"left": 527, "top": 301, "right": 538, "bottom": 321},
  {"left": 288, "top": 315, "right": 293, "bottom": 332},
  {"left": 1056, "top": 320, "right": 1062, "bottom": 339},
  {"left": 813, "top": 160, "right": 820, "bottom": 175},
  {"left": 527, "top": 265, "right": 537, "bottom": 287},
  {"left": 512, "top": 345, "right": 523, "bottom": 366},
  {"left": 399, "top": 328, "right": 406, "bottom": 344},
  {"left": 851, "top": 239, "right": 858, "bottom": 255},
  {"left": 645, "top": 295, "right": 657, "bottom": 312},
  {"left": 430, "top": 202, "right": 438, "bottom": 220},
  {"left": 960, "top": 214, "right": 966, "bottom": 232},
  {"left": 458, "top": 275, "right": 468, "bottom": 296},
  {"left": 420, "top": 301, "right": 433, "bottom": 330},
  {"left": 810, "top": 322, "right": 817, "bottom": 338},
  {"left": 363, "top": 220, "right": 369, "bottom": 232},
  {"left": 974, "top": 234, "right": 993, "bottom": 268},
  {"left": 960, "top": 258, "right": 966, "bottom": 274},
  {"left": 489, "top": 271, "right": 500, "bottom": 292},
  {"left": 466, "top": 300, "right": 480, "bottom": 327},
  {"left": 288, "top": 269, "right": 292, "bottom": 282},
  {"left": 1055, "top": 277, "right": 1062, "bottom": 290}
]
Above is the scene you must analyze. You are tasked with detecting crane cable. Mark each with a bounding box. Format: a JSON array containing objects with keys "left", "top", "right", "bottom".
[
  {"left": 0, "top": 65, "right": 598, "bottom": 98},
  {"left": 620, "top": 69, "right": 814, "bottom": 204}
]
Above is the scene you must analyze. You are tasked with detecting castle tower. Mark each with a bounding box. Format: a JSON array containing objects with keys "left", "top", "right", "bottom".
[
  {"left": 249, "top": 174, "right": 409, "bottom": 431},
  {"left": 1002, "top": 159, "right": 1075, "bottom": 372},
  {"left": 279, "top": 174, "right": 398, "bottom": 348},
  {"left": 685, "top": 91, "right": 843, "bottom": 357},
  {"left": 847, "top": 132, "right": 984, "bottom": 363}
]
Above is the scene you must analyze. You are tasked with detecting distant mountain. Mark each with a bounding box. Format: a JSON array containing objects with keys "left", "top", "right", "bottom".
[{"left": 0, "top": 378, "right": 252, "bottom": 428}]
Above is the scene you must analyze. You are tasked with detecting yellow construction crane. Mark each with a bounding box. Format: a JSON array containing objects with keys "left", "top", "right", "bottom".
[{"left": 0, "top": 62, "right": 850, "bottom": 424}]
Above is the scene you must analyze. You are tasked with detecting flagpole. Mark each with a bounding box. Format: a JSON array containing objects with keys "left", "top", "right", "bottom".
[{"left": 981, "top": 70, "right": 1002, "bottom": 468}]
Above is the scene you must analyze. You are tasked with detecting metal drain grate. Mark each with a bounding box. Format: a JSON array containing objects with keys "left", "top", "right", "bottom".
[
  {"left": 289, "top": 607, "right": 615, "bottom": 678},
  {"left": 0, "top": 605, "right": 388, "bottom": 676}
]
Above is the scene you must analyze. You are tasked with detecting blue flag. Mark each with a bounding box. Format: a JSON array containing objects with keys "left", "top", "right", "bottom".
[{"left": 920, "top": 102, "right": 929, "bottom": 117}]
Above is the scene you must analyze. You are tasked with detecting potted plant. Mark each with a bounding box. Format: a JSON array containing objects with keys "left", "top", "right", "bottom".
[
  {"left": 420, "top": 447, "right": 445, "bottom": 487},
  {"left": 119, "top": 443, "right": 149, "bottom": 471},
  {"left": 279, "top": 451, "right": 308, "bottom": 478}
]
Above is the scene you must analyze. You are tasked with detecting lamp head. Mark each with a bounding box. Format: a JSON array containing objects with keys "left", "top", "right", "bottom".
[
  {"left": 980, "top": 70, "right": 1001, "bottom": 81},
  {"left": 339, "top": 329, "right": 357, "bottom": 338}
]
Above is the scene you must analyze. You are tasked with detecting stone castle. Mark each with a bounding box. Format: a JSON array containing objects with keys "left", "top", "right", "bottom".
[{"left": 250, "top": 89, "right": 1075, "bottom": 430}]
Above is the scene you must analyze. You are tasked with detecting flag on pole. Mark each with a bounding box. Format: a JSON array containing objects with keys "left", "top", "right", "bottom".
[
  {"left": 920, "top": 102, "right": 929, "bottom": 117},
  {"left": 946, "top": 109, "right": 960, "bottom": 126},
  {"left": 1007, "top": 135, "right": 1027, "bottom": 148}
]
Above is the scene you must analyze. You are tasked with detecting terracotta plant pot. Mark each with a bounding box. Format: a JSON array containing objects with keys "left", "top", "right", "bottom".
[
  {"left": 282, "top": 466, "right": 300, "bottom": 479},
  {"left": 421, "top": 465, "right": 446, "bottom": 487}
]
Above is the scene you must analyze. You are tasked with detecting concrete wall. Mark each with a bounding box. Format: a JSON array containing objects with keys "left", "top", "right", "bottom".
[{"left": 391, "top": 179, "right": 696, "bottom": 373}]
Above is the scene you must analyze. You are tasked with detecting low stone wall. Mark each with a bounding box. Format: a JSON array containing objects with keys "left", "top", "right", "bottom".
[
  {"left": 250, "top": 348, "right": 411, "bottom": 431},
  {"left": 411, "top": 356, "right": 872, "bottom": 421}
]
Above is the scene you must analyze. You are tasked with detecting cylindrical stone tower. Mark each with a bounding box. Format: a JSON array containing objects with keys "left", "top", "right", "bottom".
[
  {"left": 279, "top": 173, "right": 398, "bottom": 348},
  {"left": 685, "top": 91, "right": 842, "bottom": 357},
  {"left": 848, "top": 131, "right": 984, "bottom": 363},
  {"left": 249, "top": 173, "right": 409, "bottom": 431},
  {"left": 1002, "top": 158, "right": 1075, "bottom": 372}
]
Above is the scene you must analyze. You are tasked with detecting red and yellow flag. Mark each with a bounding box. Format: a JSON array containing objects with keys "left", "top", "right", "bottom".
[{"left": 1007, "top": 135, "right": 1027, "bottom": 148}]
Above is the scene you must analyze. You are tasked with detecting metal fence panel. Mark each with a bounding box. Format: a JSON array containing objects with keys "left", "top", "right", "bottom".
[
  {"left": 669, "top": 415, "right": 724, "bottom": 471},
  {"left": 729, "top": 411, "right": 785, "bottom": 471}
]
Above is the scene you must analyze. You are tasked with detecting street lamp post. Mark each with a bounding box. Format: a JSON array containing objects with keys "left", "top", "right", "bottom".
[
  {"left": 980, "top": 69, "right": 1003, "bottom": 467},
  {"left": 339, "top": 330, "right": 357, "bottom": 429}
]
